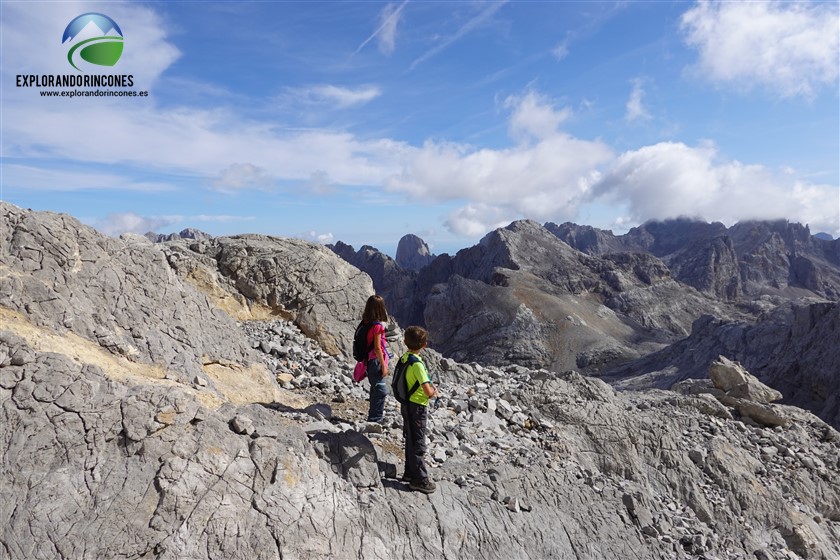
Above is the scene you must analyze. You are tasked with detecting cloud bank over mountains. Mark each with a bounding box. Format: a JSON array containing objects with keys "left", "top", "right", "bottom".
[{"left": 2, "top": 1, "right": 838, "bottom": 242}]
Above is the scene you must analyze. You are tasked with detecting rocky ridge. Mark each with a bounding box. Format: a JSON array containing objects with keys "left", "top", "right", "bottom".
[
  {"left": 145, "top": 228, "right": 213, "bottom": 243},
  {"left": 549, "top": 218, "right": 840, "bottom": 301},
  {"left": 331, "top": 219, "right": 839, "bottom": 428},
  {"left": 334, "top": 220, "right": 746, "bottom": 372},
  {"left": 0, "top": 203, "right": 262, "bottom": 396}
]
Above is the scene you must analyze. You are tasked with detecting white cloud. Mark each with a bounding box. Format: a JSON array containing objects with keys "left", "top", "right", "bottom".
[
  {"left": 305, "top": 170, "right": 338, "bottom": 195},
  {"left": 291, "top": 84, "right": 382, "bottom": 109},
  {"left": 93, "top": 213, "right": 255, "bottom": 237},
  {"left": 552, "top": 41, "right": 569, "bottom": 61},
  {"left": 504, "top": 90, "right": 573, "bottom": 142},
  {"left": 2, "top": 164, "right": 174, "bottom": 192},
  {"left": 3, "top": 98, "right": 409, "bottom": 187},
  {"left": 95, "top": 212, "right": 178, "bottom": 237},
  {"left": 625, "top": 78, "right": 651, "bottom": 122},
  {"left": 189, "top": 214, "right": 256, "bottom": 223},
  {"left": 386, "top": 93, "right": 612, "bottom": 235},
  {"left": 445, "top": 203, "right": 517, "bottom": 237},
  {"left": 593, "top": 141, "right": 840, "bottom": 235},
  {"left": 212, "top": 163, "right": 275, "bottom": 193},
  {"left": 298, "top": 230, "right": 335, "bottom": 244},
  {"left": 611, "top": 216, "right": 634, "bottom": 230},
  {"left": 680, "top": 0, "right": 839, "bottom": 98}
]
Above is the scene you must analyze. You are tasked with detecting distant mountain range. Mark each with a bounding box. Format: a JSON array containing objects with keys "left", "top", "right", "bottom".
[{"left": 330, "top": 217, "right": 840, "bottom": 427}]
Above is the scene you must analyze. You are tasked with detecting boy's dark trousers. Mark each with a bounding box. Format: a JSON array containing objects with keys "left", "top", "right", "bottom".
[{"left": 401, "top": 401, "right": 429, "bottom": 482}]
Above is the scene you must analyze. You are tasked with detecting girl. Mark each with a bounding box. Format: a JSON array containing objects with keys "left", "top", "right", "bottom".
[{"left": 361, "top": 295, "right": 391, "bottom": 423}]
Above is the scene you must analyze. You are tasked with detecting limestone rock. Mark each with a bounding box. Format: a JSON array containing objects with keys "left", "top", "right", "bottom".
[
  {"left": 328, "top": 240, "right": 420, "bottom": 326},
  {"left": 0, "top": 202, "right": 265, "bottom": 392},
  {"left": 163, "top": 234, "right": 373, "bottom": 356},
  {"left": 336, "top": 219, "right": 747, "bottom": 374},
  {"left": 552, "top": 217, "right": 840, "bottom": 301}
]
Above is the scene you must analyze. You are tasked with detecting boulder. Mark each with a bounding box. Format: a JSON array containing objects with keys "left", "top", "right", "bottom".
[{"left": 710, "top": 356, "right": 783, "bottom": 404}]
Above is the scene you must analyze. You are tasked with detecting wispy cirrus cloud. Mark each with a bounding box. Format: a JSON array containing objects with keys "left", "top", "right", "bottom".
[
  {"left": 286, "top": 84, "right": 382, "bottom": 109},
  {"left": 2, "top": 164, "right": 175, "bottom": 192},
  {"left": 355, "top": 1, "right": 409, "bottom": 55},
  {"left": 680, "top": 0, "right": 839, "bottom": 98},
  {"left": 624, "top": 78, "right": 651, "bottom": 122},
  {"left": 551, "top": 40, "right": 569, "bottom": 61},
  {"left": 409, "top": 1, "right": 508, "bottom": 71}
]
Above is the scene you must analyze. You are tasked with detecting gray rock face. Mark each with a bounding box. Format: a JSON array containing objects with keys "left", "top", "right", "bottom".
[
  {"left": 709, "top": 356, "right": 782, "bottom": 404},
  {"left": 673, "top": 358, "right": 791, "bottom": 428},
  {"left": 0, "top": 202, "right": 259, "bottom": 388},
  {"left": 395, "top": 233, "right": 435, "bottom": 271},
  {"left": 415, "top": 220, "right": 743, "bottom": 371},
  {"left": 162, "top": 234, "right": 373, "bottom": 357},
  {"left": 548, "top": 218, "right": 727, "bottom": 257},
  {"left": 333, "top": 220, "right": 750, "bottom": 374},
  {"left": 607, "top": 300, "right": 840, "bottom": 429}
]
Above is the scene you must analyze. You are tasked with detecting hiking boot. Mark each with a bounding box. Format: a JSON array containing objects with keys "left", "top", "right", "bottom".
[
  {"left": 400, "top": 472, "right": 411, "bottom": 482},
  {"left": 409, "top": 479, "right": 436, "bottom": 494}
]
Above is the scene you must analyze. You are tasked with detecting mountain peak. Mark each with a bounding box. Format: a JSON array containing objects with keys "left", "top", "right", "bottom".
[{"left": 396, "top": 234, "right": 434, "bottom": 271}]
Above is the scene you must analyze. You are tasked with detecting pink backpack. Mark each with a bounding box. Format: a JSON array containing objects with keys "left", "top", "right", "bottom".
[{"left": 353, "top": 361, "right": 367, "bottom": 383}]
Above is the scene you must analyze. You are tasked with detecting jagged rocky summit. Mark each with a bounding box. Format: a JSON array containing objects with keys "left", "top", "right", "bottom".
[
  {"left": 2, "top": 202, "right": 840, "bottom": 559},
  {"left": 548, "top": 218, "right": 840, "bottom": 301}
]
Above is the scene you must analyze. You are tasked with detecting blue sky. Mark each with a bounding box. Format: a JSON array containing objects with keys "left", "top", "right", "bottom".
[{"left": 2, "top": 1, "right": 838, "bottom": 256}]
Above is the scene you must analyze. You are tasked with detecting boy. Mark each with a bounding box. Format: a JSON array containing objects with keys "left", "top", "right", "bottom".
[{"left": 397, "top": 326, "right": 438, "bottom": 494}]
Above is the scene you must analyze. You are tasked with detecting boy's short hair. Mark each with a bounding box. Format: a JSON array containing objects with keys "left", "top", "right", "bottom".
[{"left": 404, "top": 326, "right": 428, "bottom": 351}]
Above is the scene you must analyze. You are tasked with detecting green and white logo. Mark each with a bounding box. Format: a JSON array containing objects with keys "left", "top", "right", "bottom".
[{"left": 62, "top": 13, "right": 124, "bottom": 72}]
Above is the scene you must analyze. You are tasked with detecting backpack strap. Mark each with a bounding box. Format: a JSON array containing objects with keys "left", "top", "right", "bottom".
[
  {"left": 404, "top": 353, "right": 421, "bottom": 399},
  {"left": 364, "top": 321, "right": 381, "bottom": 364}
]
